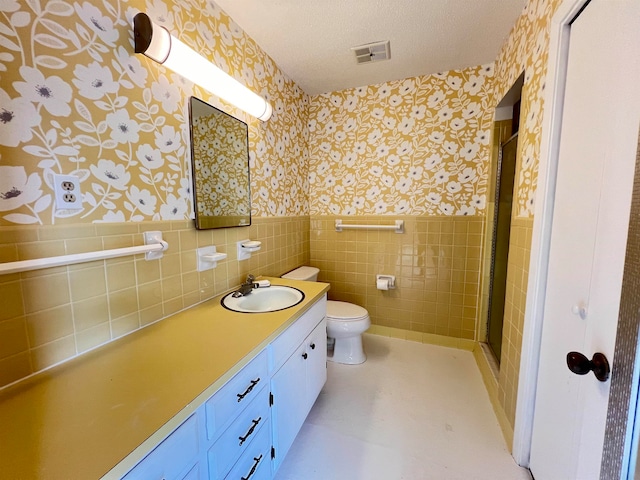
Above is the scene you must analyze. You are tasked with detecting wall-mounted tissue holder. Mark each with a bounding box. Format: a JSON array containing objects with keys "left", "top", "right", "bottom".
[
  {"left": 237, "top": 240, "right": 261, "bottom": 261},
  {"left": 197, "top": 246, "right": 227, "bottom": 271},
  {"left": 376, "top": 274, "right": 396, "bottom": 290}
]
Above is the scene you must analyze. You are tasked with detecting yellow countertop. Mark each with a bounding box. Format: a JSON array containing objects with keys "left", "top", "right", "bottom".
[{"left": 0, "top": 278, "right": 329, "bottom": 479}]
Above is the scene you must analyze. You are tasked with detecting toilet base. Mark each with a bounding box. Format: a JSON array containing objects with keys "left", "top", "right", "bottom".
[{"left": 328, "top": 335, "right": 366, "bottom": 364}]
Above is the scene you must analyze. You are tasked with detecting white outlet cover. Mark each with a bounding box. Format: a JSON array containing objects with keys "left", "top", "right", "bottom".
[{"left": 53, "top": 174, "right": 82, "bottom": 210}]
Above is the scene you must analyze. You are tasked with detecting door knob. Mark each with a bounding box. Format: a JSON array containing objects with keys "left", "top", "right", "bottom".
[
  {"left": 566, "top": 351, "right": 610, "bottom": 382},
  {"left": 571, "top": 303, "right": 588, "bottom": 319}
]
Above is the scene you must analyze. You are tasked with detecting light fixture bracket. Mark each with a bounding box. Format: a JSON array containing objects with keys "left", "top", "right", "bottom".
[{"left": 134, "top": 13, "right": 171, "bottom": 64}]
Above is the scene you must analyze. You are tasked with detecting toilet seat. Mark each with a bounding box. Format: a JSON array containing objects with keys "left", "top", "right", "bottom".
[{"left": 326, "top": 301, "right": 369, "bottom": 322}]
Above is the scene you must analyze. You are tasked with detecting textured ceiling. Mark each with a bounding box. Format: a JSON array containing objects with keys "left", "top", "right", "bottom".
[{"left": 214, "top": 0, "right": 527, "bottom": 95}]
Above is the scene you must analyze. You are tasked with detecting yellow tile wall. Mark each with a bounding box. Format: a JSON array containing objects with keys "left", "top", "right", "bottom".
[
  {"left": 498, "top": 217, "right": 533, "bottom": 425},
  {"left": 310, "top": 215, "right": 484, "bottom": 340},
  {"left": 0, "top": 217, "right": 309, "bottom": 388}
]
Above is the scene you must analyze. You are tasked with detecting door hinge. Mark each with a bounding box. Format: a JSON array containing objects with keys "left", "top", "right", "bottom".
[
  {"left": 271, "top": 446, "right": 276, "bottom": 460},
  {"left": 269, "top": 392, "right": 274, "bottom": 406}
]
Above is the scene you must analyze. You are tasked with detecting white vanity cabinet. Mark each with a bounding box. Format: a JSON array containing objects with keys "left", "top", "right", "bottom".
[
  {"left": 119, "top": 294, "right": 327, "bottom": 480},
  {"left": 269, "top": 298, "right": 327, "bottom": 473}
]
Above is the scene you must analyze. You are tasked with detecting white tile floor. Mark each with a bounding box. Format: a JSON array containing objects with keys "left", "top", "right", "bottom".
[{"left": 275, "top": 334, "right": 531, "bottom": 480}]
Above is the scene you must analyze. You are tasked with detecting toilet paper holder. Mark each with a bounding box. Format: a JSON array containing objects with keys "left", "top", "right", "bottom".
[{"left": 376, "top": 274, "right": 396, "bottom": 290}]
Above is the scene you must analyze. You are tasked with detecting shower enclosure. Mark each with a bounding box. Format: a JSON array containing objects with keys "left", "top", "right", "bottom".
[{"left": 486, "top": 132, "right": 518, "bottom": 362}]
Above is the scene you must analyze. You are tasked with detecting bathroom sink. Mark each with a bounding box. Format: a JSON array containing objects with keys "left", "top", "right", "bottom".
[{"left": 221, "top": 285, "right": 305, "bottom": 313}]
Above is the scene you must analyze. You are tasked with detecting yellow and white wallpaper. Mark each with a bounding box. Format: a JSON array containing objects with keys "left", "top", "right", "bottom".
[
  {"left": 307, "top": 65, "right": 495, "bottom": 216},
  {"left": 192, "top": 111, "right": 249, "bottom": 217},
  {"left": 491, "top": 0, "right": 562, "bottom": 429},
  {"left": 493, "top": 0, "right": 561, "bottom": 217},
  {"left": 0, "top": 0, "right": 309, "bottom": 226}
]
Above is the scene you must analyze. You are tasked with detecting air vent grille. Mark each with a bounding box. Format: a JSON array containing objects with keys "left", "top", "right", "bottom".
[{"left": 351, "top": 40, "right": 391, "bottom": 65}]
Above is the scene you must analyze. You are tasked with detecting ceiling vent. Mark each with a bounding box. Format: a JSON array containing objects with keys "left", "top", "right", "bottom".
[{"left": 351, "top": 40, "right": 391, "bottom": 65}]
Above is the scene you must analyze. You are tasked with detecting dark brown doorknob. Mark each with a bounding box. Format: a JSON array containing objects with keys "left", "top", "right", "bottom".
[{"left": 566, "top": 351, "right": 610, "bottom": 382}]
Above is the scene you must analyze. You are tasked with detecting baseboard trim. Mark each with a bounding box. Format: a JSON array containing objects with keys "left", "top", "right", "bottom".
[
  {"left": 367, "top": 325, "right": 475, "bottom": 351},
  {"left": 473, "top": 343, "right": 514, "bottom": 451}
]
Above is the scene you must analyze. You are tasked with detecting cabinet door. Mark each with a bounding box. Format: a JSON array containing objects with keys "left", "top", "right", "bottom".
[
  {"left": 270, "top": 342, "right": 307, "bottom": 472},
  {"left": 269, "top": 296, "right": 326, "bottom": 373},
  {"left": 304, "top": 318, "right": 327, "bottom": 416}
]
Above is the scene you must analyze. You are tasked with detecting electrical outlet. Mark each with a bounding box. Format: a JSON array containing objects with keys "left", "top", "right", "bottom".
[{"left": 53, "top": 174, "right": 82, "bottom": 210}]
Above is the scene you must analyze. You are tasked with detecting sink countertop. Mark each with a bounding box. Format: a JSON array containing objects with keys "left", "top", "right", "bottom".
[{"left": 0, "top": 277, "right": 329, "bottom": 479}]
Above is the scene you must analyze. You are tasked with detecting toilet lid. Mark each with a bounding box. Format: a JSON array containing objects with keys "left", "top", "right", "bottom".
[
  {"left": 326, "top": 301, "right": 369, "bottom": 321},
  {"left": 281, "top": 266, "right": 319, "bottom": 280}
]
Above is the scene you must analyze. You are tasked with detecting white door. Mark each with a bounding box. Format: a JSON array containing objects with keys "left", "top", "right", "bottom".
[{"left": 529, "top": 1, "right": 640, "bottom": 479}]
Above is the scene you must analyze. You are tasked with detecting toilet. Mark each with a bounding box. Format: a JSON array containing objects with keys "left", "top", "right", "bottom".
[{"left": 281, "top": 266, "right": 371, "bottom": 364}]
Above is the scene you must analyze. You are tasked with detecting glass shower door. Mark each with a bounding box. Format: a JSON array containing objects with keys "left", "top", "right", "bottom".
[{"left": 487, "top": 133, "right": 518, "bottom": 363}]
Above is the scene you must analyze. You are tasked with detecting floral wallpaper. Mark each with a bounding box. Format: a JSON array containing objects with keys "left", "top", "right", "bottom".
[
  {"left": 0, "top": 0, "right": 309, "bottom": 226},
  {"left": 192, "top": 110, "right": 250, "bottom": 217},
  {"left": 493, "top": 0, "right": 562, "bottom": 217},
  {"left": 307, "top": 65, "right": 495, "bottom": 216},
  {"left": 490, "top": 0, "right": 563, "bottom": 430}
]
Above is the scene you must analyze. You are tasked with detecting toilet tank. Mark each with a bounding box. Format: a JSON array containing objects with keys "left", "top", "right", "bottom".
[{"left": 281, "top": 266, "right": 320, "bottom": 282}]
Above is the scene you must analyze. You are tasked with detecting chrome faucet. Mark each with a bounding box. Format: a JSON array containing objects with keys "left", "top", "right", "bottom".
[{"left": 232, "top": 274, "right": 256, "bottom": 297}]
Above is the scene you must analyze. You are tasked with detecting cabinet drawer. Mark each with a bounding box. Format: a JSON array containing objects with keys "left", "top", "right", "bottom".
[
  {"left": 269, "top": 295, "right": 326, "bottom": 372},
  {"left": 122, "top": 414, "right": 198, "bottom": 480},
  {"left": 208, "top": 387, "right": 270, "bottom": 479},
  {"left": 224, "top": 424, "right": 271, "bottom": 480},
  {"left": 206, "top": 349, "right": 268, "bottom": 441}
]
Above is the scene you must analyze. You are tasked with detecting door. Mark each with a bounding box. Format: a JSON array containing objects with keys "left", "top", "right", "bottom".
[
  {"left": 529, "top": 1, "right": 640, "bottom": 479},
  {"left": 304, "top": 319, "right": 327, "bottom": 415},
  {"left": 270, "top": 342, "right": 307, "bottom": 472}
]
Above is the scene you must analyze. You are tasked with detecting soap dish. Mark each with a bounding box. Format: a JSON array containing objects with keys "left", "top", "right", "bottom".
[
  {"left": 196, "top": 246, "right": 227, "bottom": 271},
  {"left": 241, "top": 240, "right": 262, "bottom": 251},
  {"left": 237, "top": 239, "right": 261, "bottom": 260}
]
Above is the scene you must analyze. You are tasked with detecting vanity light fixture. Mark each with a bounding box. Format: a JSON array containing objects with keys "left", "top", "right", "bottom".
[{"left": 133, "top": 12, "right": 273, "bottom": 122}]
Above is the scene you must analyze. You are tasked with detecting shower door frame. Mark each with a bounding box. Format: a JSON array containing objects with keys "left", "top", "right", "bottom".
[{"left": 486, "top": 131, "right": 518, "bottom": 364}]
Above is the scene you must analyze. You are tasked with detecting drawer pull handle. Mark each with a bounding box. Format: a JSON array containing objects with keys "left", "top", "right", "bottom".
[
  {"left": 237, "top": 378, "right": 260, "bottom": 402},
  {"left": 302, "top": 352, "right": 308, "bottom": 360},
  {"left": 241, "top": 454, "right": 263, "bottom": 480},
  {"left": 238, "top": 417, "right": 262, "bottom": 446},
  {"left": 310, "top": 343, "right": 316, "bottom": 350}
]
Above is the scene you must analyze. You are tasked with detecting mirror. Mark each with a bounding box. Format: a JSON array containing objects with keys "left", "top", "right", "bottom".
[{"left": 189, "top": 96, "right": 251, "bottom": 229}]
